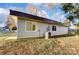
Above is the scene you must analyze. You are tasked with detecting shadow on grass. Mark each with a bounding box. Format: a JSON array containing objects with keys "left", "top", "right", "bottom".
[
  {"left": 50, "top": 34, "right": 76, "bottom": 38},
  {"left": 17, "top": 34, "right": 76, "bottom": 41}
]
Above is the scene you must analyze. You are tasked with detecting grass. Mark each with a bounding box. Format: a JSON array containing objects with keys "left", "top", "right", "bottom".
[{"left": 0, "top": 34, "right": 79, "bottom": 55}]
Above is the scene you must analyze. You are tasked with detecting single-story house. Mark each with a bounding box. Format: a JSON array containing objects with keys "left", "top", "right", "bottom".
[
  {"left": 10, "top": 10, "right": 68, "bottom": 38},
  {"left": 69, "top": 23, "right": 79, "bottom": 32}
]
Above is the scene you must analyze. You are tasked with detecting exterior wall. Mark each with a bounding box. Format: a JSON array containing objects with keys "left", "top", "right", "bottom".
[
  {"left": 50, "top": 26, "right": 68, "bottom": 36},
  {"left": 17, "top": 20, "right": 39, "bottom": 38},
  {"left": 17, "top": 20, "right": 68, "bottom": 38}
]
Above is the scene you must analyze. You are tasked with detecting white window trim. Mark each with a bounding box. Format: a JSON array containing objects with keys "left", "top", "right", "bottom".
[{"left": 25, "top": 21, "right": 37, "bottom": 32}]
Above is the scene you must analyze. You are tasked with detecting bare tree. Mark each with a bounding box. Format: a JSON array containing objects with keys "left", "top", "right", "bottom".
[
  {"left": 26, "top": 4, "right": 48, "bottom": 18},
  {"left": 44, "top": 3, "right": 54, "bottom": 10}
]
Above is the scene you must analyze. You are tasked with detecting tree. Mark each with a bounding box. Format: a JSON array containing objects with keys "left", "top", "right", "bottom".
[
  {"left": 12, "top": 26, "right": 17, "bottom": 30},
  {"left": 26, "top": 4, "right": 48, "bottom": 18},
  {"left": 62, "top": 3, "right": 79, "bottom": 19},
  {"left": 67, "top": 15, "right": 74, "bottom": 22},
  {"left": 6, "top": 15, "right": 17, "bottom": 32},
  {"left": 44, "top": 3, "right": 54, "bottom": 10},
  {"left": 62, "top": 3, "right": 75, "bottom": 13},
  {"left": 62, "top": 3, "right": 75, "bottom": 22}
]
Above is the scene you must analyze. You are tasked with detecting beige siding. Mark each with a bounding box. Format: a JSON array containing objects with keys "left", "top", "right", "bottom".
[{"left": 17, "top": 20, "right": 68, "bottom": 38}]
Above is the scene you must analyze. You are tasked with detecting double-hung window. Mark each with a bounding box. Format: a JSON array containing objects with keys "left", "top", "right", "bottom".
[{"left": 26, "top": 21, "right": 36, "bottom": 31}]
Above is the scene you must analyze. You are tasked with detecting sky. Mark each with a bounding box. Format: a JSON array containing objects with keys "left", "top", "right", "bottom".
[{"left": 0, "top": 3, "right": 67, "bottom": 27}]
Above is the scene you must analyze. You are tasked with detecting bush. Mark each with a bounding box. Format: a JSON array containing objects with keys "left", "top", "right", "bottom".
[{"left": 12, "top": 26, "right": 17, "bottom": 30}]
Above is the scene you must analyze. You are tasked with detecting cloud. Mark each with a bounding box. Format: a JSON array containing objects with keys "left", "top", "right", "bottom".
[
  {"left": 0, "top": 23, "right": 5, "bottom": 27},
  {"left": 29, "top": 3, "right": 42, "bottom": 7},
  {"left": 41, "top": 10, "right": 49, "bottom": 18},
  {"left": 7, "top": 6, "right": 24, "bottom": 12},
  {"left": 51, "top": 12, "right": 67, "bottom": 22},
  {"left": 7, "top": 6, "right": 18, "bottom": 10},
  {"left": 0, "top": 8, "right": 9, "bottom": 20},
  {"left": 26, "top": 4, "right": 66, "bottom": 22},
  {"left": 26, "top": 4, "right": 49, "bottom": 18},
  {"left": 0, "top": 8, "right": 9, "bottom": 27},
  {"left": 0, "top": 8, "right": 9, "bottom": 15},
  {"left": 44, "top": 3, "right": 54, "bottom": 9}
]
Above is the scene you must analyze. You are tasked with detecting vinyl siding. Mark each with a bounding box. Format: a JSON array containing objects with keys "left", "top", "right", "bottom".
[{"left": 17, "top": 20, "right": 68, "bottom": 38}]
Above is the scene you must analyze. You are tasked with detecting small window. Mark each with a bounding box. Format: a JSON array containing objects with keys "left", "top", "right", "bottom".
[
  {"left": 52, "top": 26, "right": 56, "bottom": 31},
  {"left": 32, "top": 24, "right": 36, "bottom": 31},
  {"left": 47, "top": 26, "right": 50, "bottom": 31}
]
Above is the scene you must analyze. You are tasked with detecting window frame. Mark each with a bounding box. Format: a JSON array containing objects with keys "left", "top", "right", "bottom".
[
  {"left": 25, "top": 21, "right": 37, "bottom": 31},
  {"left": 52, "top": 26, "right": 56, "bottom": 31}
]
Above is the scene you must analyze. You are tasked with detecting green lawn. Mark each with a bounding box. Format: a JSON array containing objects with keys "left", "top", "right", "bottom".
[{"left": 0, "top": 35, "right": 79, "bottom": 55}]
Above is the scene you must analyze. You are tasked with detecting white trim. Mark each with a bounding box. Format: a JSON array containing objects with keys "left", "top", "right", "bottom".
[{"left": 25, "top": 21, "right": 37, "bottom": 32}]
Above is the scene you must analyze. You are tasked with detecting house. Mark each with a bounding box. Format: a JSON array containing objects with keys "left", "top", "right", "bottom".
[
  {"left": 70, "top": 23, "right": 79, "bottom": 31},
  {"left": 10, "top": 10, "right": 68, "bottom": 38}
]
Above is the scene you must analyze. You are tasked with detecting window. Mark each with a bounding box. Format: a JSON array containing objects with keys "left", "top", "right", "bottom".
[
  {"left": 47, "top": 26, "right": 50, "bottom": 31},
  {"left": 52, "top": 26, "right": 56, "bottom": 31},
  {"left": 32, "top": 25, "right": 36, "bottom": 31},
  {"left": 26, "top": 21, "right": 36, "bottom": 31},
  {"left": 26, "top": 21, "right": 31, "bottom": 31}
]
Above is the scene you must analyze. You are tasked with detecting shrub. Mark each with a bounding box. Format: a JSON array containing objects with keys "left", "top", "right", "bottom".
[{"left": 12, "top": 26, "right": 17, "bottom": 30}]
